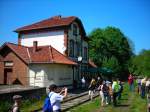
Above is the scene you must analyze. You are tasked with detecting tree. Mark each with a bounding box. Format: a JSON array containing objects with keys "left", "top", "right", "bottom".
[
  {"left": 102, "top": 56, "right": 121, "bottom": 77},
  {"left": 130, "top": 49, "right": 150, "bottom": 77},
  {"left": 88, "top": 26, "right": 133, "bottom": 78}
]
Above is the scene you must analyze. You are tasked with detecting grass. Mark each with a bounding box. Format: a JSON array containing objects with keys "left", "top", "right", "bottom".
[
  {"left": 69, "top": 83, "right": 147, "bottom": 112},
  {"left": 21, "top": 95, "right": 45, "bottom": 112},
  {"left": 0, "top": 101, "right": 12, "bottom": 112},
  {"left": 70, "top": 98, "right": 100, "bottom": 112},
  {"left": 0, "top": 95, "right": 46, "bottom": 112},
  {"left": 129, "top": 92, "right": 147, "bottom": 112}
]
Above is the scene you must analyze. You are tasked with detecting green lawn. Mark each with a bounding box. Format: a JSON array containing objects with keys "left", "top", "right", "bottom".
[
  {"left": 0, "top": 95, "right": 45, "bottom": 112},
  {"left": 69, "top": 83, "right": 147, "bottom": 112}
]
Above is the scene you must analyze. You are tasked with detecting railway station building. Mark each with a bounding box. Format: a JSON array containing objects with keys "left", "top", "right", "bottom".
[{"left": 0, "top": 15, "right": 96, "bottom": 88}]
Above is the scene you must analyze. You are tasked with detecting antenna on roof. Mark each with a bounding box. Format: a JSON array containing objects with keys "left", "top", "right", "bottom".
[{"left": 52, "top": 15, "right": 62, "bottom": 19}]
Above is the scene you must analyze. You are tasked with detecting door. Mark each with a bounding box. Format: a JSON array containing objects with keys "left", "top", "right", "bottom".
[{"left": 4, "top": 68, "right": 12, "bottom": 84}]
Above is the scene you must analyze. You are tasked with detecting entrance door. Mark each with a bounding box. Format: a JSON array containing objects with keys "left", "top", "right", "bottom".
[{"left": 4, "top": 68, "right": 12, "bottom": 84}]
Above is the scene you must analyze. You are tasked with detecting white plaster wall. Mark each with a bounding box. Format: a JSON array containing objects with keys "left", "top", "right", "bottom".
[
  {"left": 29, "top": 64, "right": 73, "bottom": 88},
  {"left": 20, "top": 31, "right": 66, "bottom": 54}
]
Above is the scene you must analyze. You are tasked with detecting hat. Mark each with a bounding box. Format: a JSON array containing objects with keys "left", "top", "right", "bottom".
[
  {"left": 106, "top": 80, "right": 111, "bottom": 84},
  {"left": 13, "top": 95, "right": 22, "bottom": 100}
]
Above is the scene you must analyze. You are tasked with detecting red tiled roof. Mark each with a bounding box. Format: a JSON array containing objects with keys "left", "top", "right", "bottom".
[
  {"left": 15, "top": 16, "right": 76, "bottom": 32},
  {"left": 6, "top": 43, "right": 29, "bottom": 63},
  {"left": 0, "top": 43, "right": 77, "bottom": 65},
  {"left": 89, "top": 59, "right": 97, "bottom": 68}
]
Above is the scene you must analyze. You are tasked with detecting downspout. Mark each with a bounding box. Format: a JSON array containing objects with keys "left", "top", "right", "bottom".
[{"left": 27, "top": 48, "right": 33, "bottom": 86}]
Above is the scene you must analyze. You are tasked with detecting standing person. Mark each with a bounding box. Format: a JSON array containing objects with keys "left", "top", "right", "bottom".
[
  {"left": 96, "top": 76, "right": 102, "bottom": 88},
  {"left": 136, "top": 77, "right": 142, "bottom": 94},
  {"left": 112, "top": 79, "right": 120, "bottom": 106},
  {"left": 81, "top": 76, "right": 86, "bottom": 88},
  {"left": 98, "top": 81, "right": 109, "bottom": 106},
  {"left": 98, "top": 83, "right": 104, "bottom": 106},
  {"left": 48, "top": 84, "right": 68, "bottom": 112},
  {"left": 11, "top": 95, "right": 22, "bottom": 112},
  {"left": 128, "top": 74, "right": 134, "bottom": 92},
  {"left": 108, "top": 83, "right": 113, "bottom": 104},
  {"left": 118, "top": 80, "right": 123, "bottom": 100},
  {"left": 146, "top": 78, "right": 150, "bottom": 94},
  {"left": 88, "top": 78, "right": 96, "bottom": 100},
  {"left": 141, "top": 77, "right": 146, "bottom": 98},
  {"left": 102, "top": 81, "right": 109, "bottom": 105}
]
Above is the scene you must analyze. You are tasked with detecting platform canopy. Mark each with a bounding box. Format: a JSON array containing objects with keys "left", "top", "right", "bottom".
[{"left": 82, "top": 67, "right": 113, "bottom": 75}]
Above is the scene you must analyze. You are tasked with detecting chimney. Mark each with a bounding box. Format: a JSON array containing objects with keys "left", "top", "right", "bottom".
[
  {"left": 52, "top": 15, "right": 61, "bottom": 19},
  {"left": 33, "top": 41, "right": 38, "bottom": 52}
]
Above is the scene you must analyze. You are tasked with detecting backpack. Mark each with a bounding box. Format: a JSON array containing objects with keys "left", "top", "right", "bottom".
[
  {"left": 114, "top": 84, "right": 120, "bottom": 93},
  {"left": 43, "top": 93, "right": 53, "bottom": 112},
  {"left": 102, "top": 84, "right": 108, "bottom": 93}
]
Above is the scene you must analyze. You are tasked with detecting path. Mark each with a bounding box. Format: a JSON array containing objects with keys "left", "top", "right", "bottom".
[{"left": 97, "top": 90, "right": 134, "bottom": 112}]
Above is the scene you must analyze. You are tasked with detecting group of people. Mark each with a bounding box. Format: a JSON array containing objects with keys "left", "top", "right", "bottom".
[
  {"left": 128, "top": 74, "right": 150, "bottom": 112},
  {"left": 129, "top": 73, "right": 150, "bottom": 98},
  {"left": 88, "top": 77, "right": 123, "bottom": 107},
  {"left": 12, "top": 75, "right": 145, "bottom": 112},
  {"left": 136, "top": 76, "right": 150, "bottom": 98}
]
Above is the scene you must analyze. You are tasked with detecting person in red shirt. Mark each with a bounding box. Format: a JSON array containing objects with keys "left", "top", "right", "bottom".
[{"left": 128, "top": 74, "right": 134, "bottom": 91}]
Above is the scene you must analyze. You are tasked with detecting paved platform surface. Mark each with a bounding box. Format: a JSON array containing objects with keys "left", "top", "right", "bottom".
[
  {"left": 0, "top": 85, "right": 88, "bottom": 94},
  {"left": 0, "top": 85, "right": 41, "bottom": 93}
]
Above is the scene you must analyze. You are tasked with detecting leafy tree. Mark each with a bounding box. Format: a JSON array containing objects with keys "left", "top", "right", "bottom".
[
  {"left": 131, "top": 49, "right": 150, "bottom": 77},
  {"left": 88, "top": 26, "right": 133, "bottom": 78},
  {"left": 101, "top": 56, "right": 121, "bottom": 77}
]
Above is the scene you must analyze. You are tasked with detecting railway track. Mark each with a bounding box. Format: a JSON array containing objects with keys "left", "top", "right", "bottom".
[
  {"left": 61, "top": 91, "right": 99, "bottom": 111},
  {"left": 33, "top": 91, "right": 99, "bottom": 112}
]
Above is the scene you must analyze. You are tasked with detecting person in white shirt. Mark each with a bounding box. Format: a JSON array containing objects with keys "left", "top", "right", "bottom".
[
  {"left": 146, "top": 79, "right": 150, "bottom": 94},
  {"left": 136, "top": 77, "right": 142, "bottom": 94},
  {"left": 48, "top": 84, "right": 68, "bottom": 112},
  {"left": 81, "top": 76, "right": 86, "bottom": 88},
  {"left": 98, "top": 81, "right": 109, "bottom": 106}
]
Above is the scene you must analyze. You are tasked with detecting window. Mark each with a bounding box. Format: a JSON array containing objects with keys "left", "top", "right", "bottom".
[
  {"left": 73, "top": 24, "right": 77, "bottom": 36},
  {"left": 76, "top": 42, "right": 81, "bottom": 56},
  {"left": 84, "top": 47, "right": 88, "bottom": 60},
  {"left": 69, "top": 40, "right": 74, "bottom": 57},
  {"left": 4, "top": 61, "right": 13, "bottom": 67}
]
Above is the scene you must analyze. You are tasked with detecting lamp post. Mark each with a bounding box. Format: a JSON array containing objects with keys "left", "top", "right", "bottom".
[{"left": 77, "top": 56, "right": 82, "bottom": 87}]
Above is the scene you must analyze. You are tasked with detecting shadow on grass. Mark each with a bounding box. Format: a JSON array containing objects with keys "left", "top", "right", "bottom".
[
  {"left": 120, "top": 98, "right": 128, "bottom": 100},
  {"left": 116, "top": 104, "right": 130, "bottom": 107},
  {"left": 123, "top": 93, "right": 128, "bottom": 95}
]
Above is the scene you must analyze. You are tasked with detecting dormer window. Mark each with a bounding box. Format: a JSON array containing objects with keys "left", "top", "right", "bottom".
[{"left": 73, "top": 24, "right": 77, "bottom": 36}]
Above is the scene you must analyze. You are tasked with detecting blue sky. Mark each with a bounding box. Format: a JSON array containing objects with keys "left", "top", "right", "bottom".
[{"left": 0, "top": 0, "right": 150, "bottom": 54}]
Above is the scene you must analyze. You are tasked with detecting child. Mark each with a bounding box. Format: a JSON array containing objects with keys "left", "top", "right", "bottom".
[{"left": 11, "top": 95, "right": 22, "bottom": 112}]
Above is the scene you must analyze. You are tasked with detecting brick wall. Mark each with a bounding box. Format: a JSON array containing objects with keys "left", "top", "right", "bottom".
[
  {"left": 0, "top": 61, "right": 4, "bottom": 84},
  {"left": 0, "top": 50, "right": 29, "bottom": 86}
]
